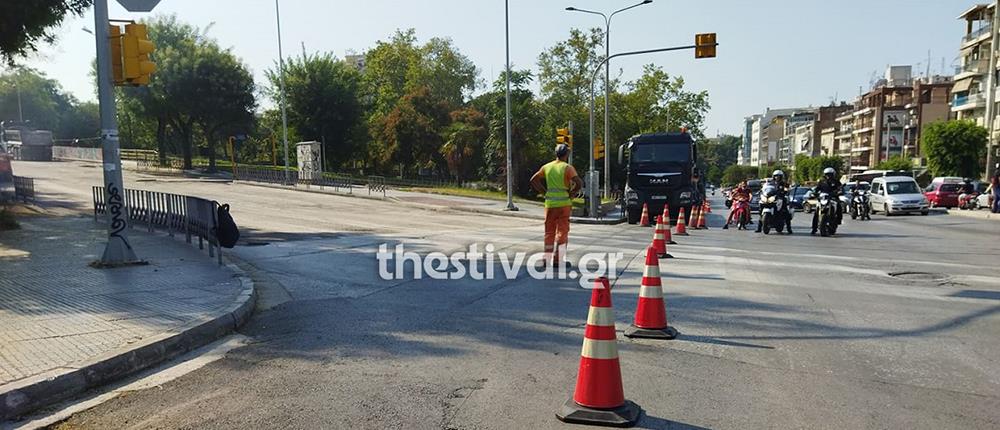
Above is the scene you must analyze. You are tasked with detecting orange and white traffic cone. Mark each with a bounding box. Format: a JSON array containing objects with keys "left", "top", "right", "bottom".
[
  {"left": 639, "top": 203, "right": 650, "bottom": 227},
  {"left": 696, "top": 203, "right": 708, "bottom": 229},
  {"left": 661, "top": 204, "right": 677, "bottom": 244},
  {"left": 690, "top": 205, "right": 701, "bottom": 230},
  {"left": 625, "top": 246, "right": 679, "bottom": 340},
  {"left": 704, "top": 200, "right": 712, "bottom": 214},
  {"left": 651, "top": 216, "right": 673, "bottom": 259},
  {"left": 557, "top": 277, "right": 642, "bottom": 427},
  {"left": 675, "top": 207, "right": 689, "bottom": 235}
]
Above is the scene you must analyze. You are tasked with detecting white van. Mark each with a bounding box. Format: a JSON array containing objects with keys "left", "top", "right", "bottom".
[{"left": 869, "top": 176, "right": 929, "bottom": 216}]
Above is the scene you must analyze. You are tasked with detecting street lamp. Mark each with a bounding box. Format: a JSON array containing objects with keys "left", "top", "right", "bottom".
[
  {"left": 504, "top": 0, "right": 517, "bottom": 211},
  {"left": 566, "top": 0, "right": 652, "bottom": 199},
  {"left": 275, "top": 0, "right": 290, "bottom": 184}
]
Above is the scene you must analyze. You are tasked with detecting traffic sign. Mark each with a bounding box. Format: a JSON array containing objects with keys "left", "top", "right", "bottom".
[{"left": 116, "top": 0, "right": 161, "bottom": 12}]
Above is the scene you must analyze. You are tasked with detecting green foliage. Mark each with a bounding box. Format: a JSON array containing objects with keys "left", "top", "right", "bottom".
[
  {"left": 759, "top": 163, "right": 788, "bottom": 181},
  {"left": 479, "top": 70, "right": 547, "bottom": 195},
  {"left": 875, "top": 155, "right": 913, "bottom": 172},
  {"left": 921, "top": 120, "right": 987, "bottom": 178},
  {"left": 699, "top": 135, "right": 740, "bottom": 184},
  {"left": 0, "top": 67, "right": 97, "bottom": 139},
  {"left": 266, "top": 52, "right": 365, "bottom": 170},
  {"left": 441, "top": 106, "right": 487, "bottom": 182},
  {"left": 721, "top": 165, "right": 759, "bottom": 186},
  {"left": 0, "top": 0, "right": 92, "bottom": 64},
  {"left": 794, "top": 154, "right": 845, "bottom": 183}
]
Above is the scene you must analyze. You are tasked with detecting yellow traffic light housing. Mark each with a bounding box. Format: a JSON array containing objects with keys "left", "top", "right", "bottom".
[
  {"left": 593, "top": 137, "right": 605, "bottom": 160},
  {"left": 122, "top": 23, "right": 156, "bottom": 86},
  {"left": 556, "top": 127, "right": 573, "bottom": 147},
  {"left": 108, "top": 25, "right": 125, "bottom": 85},
  {"left": 695, "top": 33, "right": 717, "bottom": 59}
]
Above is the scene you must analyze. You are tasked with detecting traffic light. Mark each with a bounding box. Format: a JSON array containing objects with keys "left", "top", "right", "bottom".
[
  {"left": 122, "top": 23, "right": 156, "bottom": 86},
  {"left": 695, "top": 33, "right": 717, "bottom": 59},
  {"left": 108, "top": 25, "right": 125, "bottom": 85},
  {"left": 556, "top": 127, "right": 573, "bottom": 147},
  {"left": 593, "top": 137, "right": 605, "bottom": 160}
]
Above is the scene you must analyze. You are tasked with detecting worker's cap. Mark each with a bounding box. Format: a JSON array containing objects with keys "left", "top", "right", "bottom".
[{"left": 555, "top": 144, "right": 570, "bottom": 157}]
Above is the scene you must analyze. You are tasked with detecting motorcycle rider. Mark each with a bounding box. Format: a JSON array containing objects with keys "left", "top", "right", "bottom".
[
  {"left": 811, "top": 167, "right": 843, "bottom": 235},
  {"left": 756, "top": 170, "right": 793, "bottom": 234},
  {"left": 723, "top": 180, "right": 751, "bottom": 229}
]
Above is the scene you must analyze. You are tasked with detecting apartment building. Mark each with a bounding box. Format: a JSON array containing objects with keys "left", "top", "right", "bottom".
[
  {"left": 905, "top": 76, "right": 953, "bottom": 162},
  {"left": 952, "top": 3, "right": 994, "bottom": 128},
  {"left": 848, "top": 66, "right": 916, "bottom": 172},
  {"left": 739, "top": 115, "right": 758, "bottom": 166}
]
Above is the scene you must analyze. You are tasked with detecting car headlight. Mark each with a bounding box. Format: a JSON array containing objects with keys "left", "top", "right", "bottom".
[{"left": 679, "top": 191, "right": 692, "bottom": 199}]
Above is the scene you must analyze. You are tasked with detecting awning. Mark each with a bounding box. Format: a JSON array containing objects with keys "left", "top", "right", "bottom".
[{"left": 953, "top": 77, "right": 973, "bottom": 92}]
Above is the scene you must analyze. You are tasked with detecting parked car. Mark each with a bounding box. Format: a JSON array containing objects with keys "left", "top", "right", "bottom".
[
  {"left": 790, "top": 186, "right": 811, "bottom": 211},
  {"left": 923, "top": 179, "right": 963, "bottom": 209},
  {"left": 869, "top": 176, "right": 929, "bottom": 216}
]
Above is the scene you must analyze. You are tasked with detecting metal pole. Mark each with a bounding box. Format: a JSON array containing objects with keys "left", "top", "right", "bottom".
[
  {"left": 504, "top": 0, "right": 517, "bottom": 211},
  {"left": 603, "top": 18, "right": 610, "bottom": 199},
  {"left": 16, "top": 82, "right": 22, "bottom": 122},
  {"left": 985, "top": 0, "right": 1000, "bottom": 179},
  {"left": 276, "top": 0, "right": 290, "bottom": 184},
  {"left": 94, "top": 0, "right": 139, "bottom": 264}
]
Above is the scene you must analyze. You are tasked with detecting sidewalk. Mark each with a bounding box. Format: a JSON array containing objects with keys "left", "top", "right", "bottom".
[
  {"left": 945, "top": 208, "right": 1000, "bottom": 221},
  {"left": 0, "top": 215, "right": 255, "bottom": 420}
]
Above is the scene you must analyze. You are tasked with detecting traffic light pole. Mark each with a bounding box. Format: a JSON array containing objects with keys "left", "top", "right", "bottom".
[
  {"left": 94, "top": 0, "right": 140, "bottom": 265},
  {"left": 587, "top": 44, "right": 701, "bottom": 218}
]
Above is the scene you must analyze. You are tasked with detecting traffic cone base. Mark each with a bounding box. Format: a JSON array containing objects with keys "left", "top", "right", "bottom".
[
  {"left": 556, "top": 398, "right": 642, "bottom": 427},
  {"left": 624, "top": 325, "right": 679, "bottom": 340}
]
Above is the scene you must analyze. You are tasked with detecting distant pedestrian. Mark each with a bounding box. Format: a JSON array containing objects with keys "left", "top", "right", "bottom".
[
  {"left": 530, "top": 144, "right": 583, "bottom": 266},
  {"left": 989, "top": 165, "right": 1000, "bottom": 213}
]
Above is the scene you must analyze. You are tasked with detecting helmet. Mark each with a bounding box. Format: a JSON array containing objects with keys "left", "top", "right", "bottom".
[
  {"left": 823, "top": 167, "right": 836, "bottom": 178},
  {"left": 772, "top": 169, "right": 785, "bottom": 180},
  {"left": 555, "top": 143, "right": 570, "bottom": 158}
]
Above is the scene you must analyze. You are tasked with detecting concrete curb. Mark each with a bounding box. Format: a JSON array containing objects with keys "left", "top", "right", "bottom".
[
  {"left": 0, "top": 260, "right": 256, "bottom": 421},
  {"left": 570, "top": 216, "right": 626, "bottom": 225},
  {"left": 944, "top": 208, "right": 999, "bottom": 221}
]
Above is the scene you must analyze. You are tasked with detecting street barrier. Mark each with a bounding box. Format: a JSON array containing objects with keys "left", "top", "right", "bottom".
[
  {"left": 92, "top": 186, "right": 222, "bottom": 264},
  {"left": 52, "top": 146, "right": 102, "bottom": 162},
  {"left": 13, "top": 176, "right": 34, "bottom": 203},
  {"left": 368, "top": 176, "right": 387, "bottom": 198}
]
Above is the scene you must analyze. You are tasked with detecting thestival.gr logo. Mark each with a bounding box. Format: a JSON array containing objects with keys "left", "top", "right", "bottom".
[{"left": 375, "top": 243, "right": 624, "bottom": 288}]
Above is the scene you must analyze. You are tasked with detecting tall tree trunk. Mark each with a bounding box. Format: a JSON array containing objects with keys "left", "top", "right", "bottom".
[{"left": 179, "top": 121, "right": 193, "bottom": 170}]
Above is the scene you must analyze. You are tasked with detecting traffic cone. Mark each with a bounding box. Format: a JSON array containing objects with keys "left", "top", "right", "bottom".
[
  {"left": 556, "top": 277, "right": 642, "bottom": 427},
  {"left": 696, "top": 203, "right": 708, "bottom": 229},
  {"left": 704, "top": 200, "right": 712, "bottom": 214},
  {"left": 690, "top": 205, "right": 701, "bottom": 230},
  {"left": 639, "top": 203, "right": 650, "bottom": 227},
  {"left": 625, "top": 247, "right": 679, "bottom": 340},
  {"left": 675, "top": 207, "right": 689, "bottom": 235},
  {"left": 661, "top": 204, "right": 677, "bottom": 245},
  {"left": 651, "top": 216, "right": 673, "bottom": 259}
]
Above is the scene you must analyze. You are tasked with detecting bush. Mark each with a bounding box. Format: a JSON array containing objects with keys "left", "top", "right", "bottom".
[{"left": 921, "top": 120, "right": 987, "bottom": 178}]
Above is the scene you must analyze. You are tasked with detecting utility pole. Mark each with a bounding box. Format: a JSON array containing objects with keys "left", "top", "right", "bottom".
[
  {"left": 275, "top": 0, "right": 290, "bottom": 184},
  {"left": 504, "top": 0, "right": 517, "bottom": 211},
  {"left": 986, "top": 0, "right": 1000, "bottom": 179},
  {"left": 94, "top": 0, "right": 140, "bottom": 265}
]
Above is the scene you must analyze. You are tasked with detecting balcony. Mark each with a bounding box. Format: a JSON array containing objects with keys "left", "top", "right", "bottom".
[
  {"left": 963, "top": 25, "right": 993, "bottom": 46},
  {"left": 952, "top": 93, "right": 987, "bottom": 111},
  {"left": 955, "top": 60, "right": 990, "bottom": 80}
]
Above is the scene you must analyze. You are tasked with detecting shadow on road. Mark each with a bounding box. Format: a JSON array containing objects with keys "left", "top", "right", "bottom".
[
  {"left": 639, "top": 414, "right": 714, "bottom": 429},
  {"left": 950, "top": 290, "right": 1000, "bottom": 301}
]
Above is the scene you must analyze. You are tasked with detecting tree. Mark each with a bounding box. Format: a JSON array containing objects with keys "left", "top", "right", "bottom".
[
  {"left": 921, "top": 120, "right": 987, "bottom": 179},
  {"left": 794, "top": 154, "right": 845, "bottom": 183},
  {"left": 265, "top": 52, "right": 365, "bottom": 170},
  {"left": 189, "top": 43, "right": 256, "bottom": 172},
  {"left": 875, "top": 155, "right": 913, "bottom": 172},
  {"left": 721, "top": 165, "right": 759, "bottom": 186},
  {"left": 0, "top": 0, "right": 92, "bottom": 64},
  {"left": 0, "top": 67, "right": 98, "bottom": 139},
  {"left": 478, "top": 70, "right": 546, "bottom": 195},
  {"left": 440, "top": 106, "right": 486, "bottom": 182},
  {"left": 699, "top": 134, "right": 741, "bottom": 184},
  {"left": 373, "top": 86, "right": 451, "bottom": 176}
]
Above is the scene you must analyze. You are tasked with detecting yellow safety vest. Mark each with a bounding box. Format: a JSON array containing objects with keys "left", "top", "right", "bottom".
[{"left": 542, "top": 160, "right": 572, "bottom": 208}]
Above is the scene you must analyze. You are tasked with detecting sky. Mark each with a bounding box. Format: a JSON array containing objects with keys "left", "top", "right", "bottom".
[{"left": 2, "top": 0, "right": 974, "bottom": 136}]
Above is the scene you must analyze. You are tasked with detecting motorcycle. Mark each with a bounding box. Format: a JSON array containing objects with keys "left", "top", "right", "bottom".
[
  {"left": 958, "top": 192, "right": 980, "bottom": 210},
  {"left": 731, "top": 199, "right": 751, "bottom": 230},
  {"left": 850, "top": 191, "right": 871, "bottom": 220},
  {"left": 815, "top": 191, "right": 839, "bottom": 237},
  {"left": 759, "top": 185, "right": 790, "bottom": 234}
]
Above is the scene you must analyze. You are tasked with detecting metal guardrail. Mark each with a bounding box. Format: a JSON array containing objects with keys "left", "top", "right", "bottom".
[
  {"left": 13, "top": 176, "right": 33, "bottom": 202},
  {"left": 92, "top": 186, "right": 222, "bottom": 264},
  {"left": 120, "top": 149, "right": 158, "bottom": 161},
  {"left": 368, "top": 176, "right": 386, "bottom": 197}
]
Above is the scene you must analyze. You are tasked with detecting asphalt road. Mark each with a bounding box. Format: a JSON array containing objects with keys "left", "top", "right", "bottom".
[{"left": 12, "top": 161, "right": 1000, "bottom": 430}]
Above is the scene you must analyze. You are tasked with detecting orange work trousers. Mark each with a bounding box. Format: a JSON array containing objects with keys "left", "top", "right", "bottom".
[{"left": 544, "top": 206, "right": 572, "bottom": 262}]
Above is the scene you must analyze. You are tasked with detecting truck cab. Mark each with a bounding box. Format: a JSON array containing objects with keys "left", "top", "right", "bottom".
[{"left": 618, "top": 132, "right": 698, "bottom": 224}]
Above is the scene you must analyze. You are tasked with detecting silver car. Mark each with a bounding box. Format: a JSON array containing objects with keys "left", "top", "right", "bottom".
[{"left": 869, "top": 176, "right": 929, "bottom": 216}]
